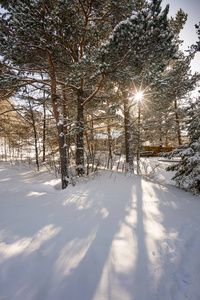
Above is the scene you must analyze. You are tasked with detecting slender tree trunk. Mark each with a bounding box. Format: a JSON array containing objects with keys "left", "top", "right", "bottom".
[
  {"left": 3, "top": 120, "right": 7, "bottom": 160},
  {"left": 84, "top": 130, "right": 90, "bottom": 175},
  {"left": 33, "top": 123, "right": 39, "bottom": 171},
  {"left": 29, "top": 103, "right": 39, "bottom": 171},
  {"left": 76, "top": 88, "right": 85, "bottom": 175},
  {"left": 4, "top": 135, "right": 7, "bottom": 161},
  {"left": 165, "top": 135, "right": 169, "bottom": 147},
  {"left": 137, "top": 103, "right": 141, "bottom": 174},
  {"left": 89, "top": 119, "right": 95, "bottom": 173},
  {"left": 174, "top": 98, "right": 182, "bottom": 146},
  {"left": 62, "top": 88, "right": 71, "bottom": 160},
  {"left": 8, "top": 133, "right": 11, "bottom": 159},
  {"left": 62, "top": 89, "right": 67, "bottom": 136},
  {"left": 90, "top": 119, "right": 94, "bottom": 160},
  {"left": 85, "top": 127, "right": 92, "bottom": 162},
  {"left": 107, "top": 124, "right": 113, "bottom": 169},
  {"left": 106, "top": 99, "right": 113, "bottom": 169},
  {"left": 123, "top": 93, "right": 133, "bottom": 172},
  {"left": 159, "top": 127, "right": 163, "bottom": 152},
  {"left": 158, "top": 118, "right": 163, "bottom": 153},
  {"left": 42, "top": 100, "right": 46, "bottom": 162}
]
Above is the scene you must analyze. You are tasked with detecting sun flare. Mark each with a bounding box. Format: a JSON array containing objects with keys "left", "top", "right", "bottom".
[
  {"left": 129, "top": 78, "right": 157, "bottom": 109},
  {"left": 135, "top": 91, "right": 144, "bottom": 101}
]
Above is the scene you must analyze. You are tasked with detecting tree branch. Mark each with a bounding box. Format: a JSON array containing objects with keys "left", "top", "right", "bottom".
[
  {"left": 83, "top": 74, "right": 105, "bottom": 105},
  {"left": 89, "top": 0, "right": 125, "bottom": 22}
]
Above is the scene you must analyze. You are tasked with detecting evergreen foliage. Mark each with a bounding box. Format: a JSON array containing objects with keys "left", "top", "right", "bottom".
[
  {"left": 166, "top": 98, "right": 200, "bottom": 194},
  {"left": 0, "top": 0, "right": 199, "bottom": 190},
  {"left": 100, "top": 0, "right": 177, "bottom": 78}
]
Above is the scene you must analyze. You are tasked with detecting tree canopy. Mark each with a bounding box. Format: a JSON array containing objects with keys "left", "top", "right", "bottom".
[{"left": 0, "top": 0, "right": 199, "bottom": 189}]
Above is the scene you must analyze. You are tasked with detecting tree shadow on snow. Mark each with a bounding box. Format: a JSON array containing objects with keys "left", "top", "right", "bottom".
[
  {"left": 0, "top": 171, "right": 156, "bottom": 300},
  {"left": 52, "top": 174, "right": 153, "bottom": 300},
  {"left": 52, "top": 172, "right": 134, "bottom": 300}
]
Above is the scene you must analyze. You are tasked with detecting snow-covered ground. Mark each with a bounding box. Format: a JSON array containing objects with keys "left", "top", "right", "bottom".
[{"left": 0, "top": 160, "right": 200, "bottom": 300}]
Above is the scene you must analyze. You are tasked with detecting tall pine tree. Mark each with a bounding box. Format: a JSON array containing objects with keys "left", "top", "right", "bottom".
[{"left": 166, "top": 97, "right": 200, "bottom": 193}]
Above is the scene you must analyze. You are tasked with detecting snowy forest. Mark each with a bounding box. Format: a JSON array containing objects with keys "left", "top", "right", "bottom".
[
  {"left": 1, "top": 1, "right": 200, "bottom": 300},
  {"left": 0, "top": 0, "right": 200, "bottom": 191}
]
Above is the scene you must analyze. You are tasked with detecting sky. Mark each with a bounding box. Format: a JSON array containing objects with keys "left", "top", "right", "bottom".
[{"left": 161, "top": 0, "right": 200, "bottom": 73}]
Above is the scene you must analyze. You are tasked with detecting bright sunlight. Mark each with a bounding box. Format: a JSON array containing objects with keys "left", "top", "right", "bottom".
[{"left": 134, "top": 91, "right": 144, "bottom": 102}]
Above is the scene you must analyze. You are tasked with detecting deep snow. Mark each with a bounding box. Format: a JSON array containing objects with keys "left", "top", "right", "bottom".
[{"left": 0, "top": 161, "right": 200, "bottom": 300}]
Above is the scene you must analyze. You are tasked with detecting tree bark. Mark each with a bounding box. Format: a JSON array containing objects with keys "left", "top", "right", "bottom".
[
  {"left": 123, "top": 94, "right": 133, "bottom": 172},
  {"left": 106, "top": 99, "right": 113, "bottom": 168},
  {"left": 137, "top": 103, "right": 141, "bottom": 174},
  {"left": 174, "top": 98, "right": 182, "bottom": 146},
  {"left": 107, "top": 124, "right": 113, "bottom": 169},
  {"left": 58, "top": 123, "right": 69, "bottom": 189},
  {"left": 29, "top": 102, "right": 39, "bottom": 171},
  {"left": 33, "top": 122, "right": 39, "bottom": 171},
  {"left": 46, "top": 50, "right": 69, "bottom": 189},
  {"left": 42, "top": 100, "right": 46, "bottom": 162},
  {"left": 76, "top": 88, "right": 85, "bottom": 175}
]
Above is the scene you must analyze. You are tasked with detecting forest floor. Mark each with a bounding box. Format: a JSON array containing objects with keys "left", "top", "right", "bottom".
[{"left": 0, "top": 160, "right": 200, "bottom": 300}]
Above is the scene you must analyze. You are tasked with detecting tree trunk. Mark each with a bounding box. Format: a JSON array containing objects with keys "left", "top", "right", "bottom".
[
  {"left": 90, "top": 118, "right": 94, "bottom": 161},
  {"left": 42, "top": 100, "right": 46, "bottom": 162},
  {"left": 106, "top": 99, "right": 113, "bottom": 169},
  {"left": 107, "top": 124, "right": 113, "bottom": 169},
  {"left": 123, "top": 94, "right": 133, "bottom": 172},
  {"left": 159, "top": 123, "right": 163, "bottom": 153},
  {"left": 29, "top": 102, "right": 39, "bottom": 171},
  {"left": 33, "top": 123, "right": 39, "bottom": 171},
  {"left": 174, "top": 98, "right": 182, "bottom": 146},
  {"left": 46, "top": 50, "right": 69, "bottom": 189},
  {"left": 76, "top": 88, "right": 85, "bottom": 175},
  {"left": 62, "top": 88, "right": 71, "bottom": 160},
  {"left": 137, "top": 103, "right": 141, "bottom": 174},
  {"left": 58, "top": 123, "right": 69, "bottom": 189}
]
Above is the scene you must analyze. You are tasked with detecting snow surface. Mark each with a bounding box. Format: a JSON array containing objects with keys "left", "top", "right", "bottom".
[{"left": 0, "top": 161, "right": 200, "bottom": 300}]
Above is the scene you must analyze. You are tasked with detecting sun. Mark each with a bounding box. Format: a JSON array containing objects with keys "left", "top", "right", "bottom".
[
  {"left": 135, "top": 91, "right": 144, "bottom": 102},
  {"left": 129, "top": 78, "right": 157, "bottom": 108}
]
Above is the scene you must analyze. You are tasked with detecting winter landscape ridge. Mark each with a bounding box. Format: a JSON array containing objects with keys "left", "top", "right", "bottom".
[{"left": 0, "top": 160, "right": 200, "bottom": 300}]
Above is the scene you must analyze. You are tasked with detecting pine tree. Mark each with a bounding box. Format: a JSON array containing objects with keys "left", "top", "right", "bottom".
[
  {"left": 141, "top": 8, "right": 198, "bottom": 149},
  {"left": 99, "top": 0, "right": 177, "bottom": 170},
  {"left": 193, "top": 22, "right": 200, "bottom": 52},
  {"left": 0, "top": 0, "right": 136, "bottom": 185},
  {"left": 166, "top": 97, "right": 200, "bottom": 193},
  {"left": 142, "top": 50, "right": 197, "bottom": 149}
]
